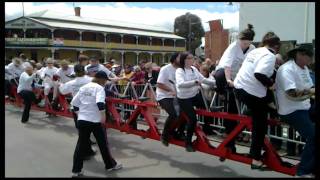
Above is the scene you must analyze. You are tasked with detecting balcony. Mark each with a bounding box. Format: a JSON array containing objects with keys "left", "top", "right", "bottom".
[
  {"left": 106, "top": 42, "right": 185, "bottom": 52},
  {"left": 6, "top": 38, "right": 185, "bottom": 52}
]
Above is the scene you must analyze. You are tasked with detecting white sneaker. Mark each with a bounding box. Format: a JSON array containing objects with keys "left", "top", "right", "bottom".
[
  {"left": 106, "top": 163, "right": 123, "bottom": 172},
  {"left": 295, "top": 174, "right": 315, "bottom": 178},
  {"left": 71, "top": 171, "right": 84, "bottom": 177}
]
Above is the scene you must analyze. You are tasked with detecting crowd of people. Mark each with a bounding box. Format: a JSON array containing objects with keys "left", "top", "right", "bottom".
[{"left": 4, "top": 24, "right": 316, "bottom": 177}]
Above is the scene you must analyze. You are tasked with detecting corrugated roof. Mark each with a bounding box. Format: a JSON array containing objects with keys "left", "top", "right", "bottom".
[
  {"left": 27, "top": 10, "right": 172, "bottom": 34},
  {"left": 27, "top": 17, "right": 184, "bottom": 40}
]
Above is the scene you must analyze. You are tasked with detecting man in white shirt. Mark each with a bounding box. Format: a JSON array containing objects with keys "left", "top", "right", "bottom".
[
  {"left": 7, "top": 58, "right": 24, "bottom": 84},
  {"left": 41, "top": 58, "right": 59, "bottom": 105},
  {"left": 85, "top": 56, "right": 120, "bottom": 82},
  {"left": 71, "top": 71, "right": 122, "bottom": 177},
  {"left": 156, "top": 53, "right": 186, "bottom": 146},
  {"left": 59, "top": 64, "right": 95, "bottom": 159},
  {"left": 17, "top": 64, "right": 41, "bottom": 123},
  {"left": 55, "top": 60, "right": 75, "bottom": 83},
  {"left": 275, "top": 47, "right": 315, "bottom": 177}
]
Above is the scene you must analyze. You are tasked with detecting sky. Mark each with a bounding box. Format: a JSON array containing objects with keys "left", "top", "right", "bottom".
[{"left": 5, "top": 2, "right": 240, "bottom": 32}]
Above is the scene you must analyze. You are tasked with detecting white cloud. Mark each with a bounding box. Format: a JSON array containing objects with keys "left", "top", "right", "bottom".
[{"left": 5, "top": 2, "right": 239, "bottom": 32}]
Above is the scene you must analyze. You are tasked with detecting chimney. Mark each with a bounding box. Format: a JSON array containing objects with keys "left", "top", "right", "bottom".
[{"left": 74, "top": 7, "right": 81, "bottom": 17}]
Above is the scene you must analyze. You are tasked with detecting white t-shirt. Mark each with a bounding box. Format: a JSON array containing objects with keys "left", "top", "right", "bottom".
[
  {"left": 17, "top": 72, "right": 36, "bottom": 93},
  {"left": 85, "top": 64, "right": 115, "bottom": 78},
  {"left": 59, "top": 75, "right": 93, "bottom": 97},
  {"left": 216, "top": 40, "right": 255, "bottom": 80},
  {"left": 275, "top": 60, "right": 313, "bottom": 115},
  {"left": 55, "top": 65, "right": 74, "bottom": 83},
  {"left": 176, "top": 66, "right": 215, "bottom": 99},
  {"left": 71, "top": 82, "right": 106, "bottom": 123},
  {"left": 40, "top": 66, "right": 58, "bottom": 79},
  {"left": 234, "top": 47, "right": 276, "bottom": 98},
  {"left": 156, "top": 64, "right": 177, "bottom": 101},
  {"left": 7, "top": 62, "right": 24, "bottom": 79}
]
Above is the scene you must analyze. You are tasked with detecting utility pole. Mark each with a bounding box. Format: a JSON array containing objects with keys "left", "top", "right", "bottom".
[
  {"left": 188, "top": 17, "right": 191, "bottom": 52},
  {"left": 22, "top": 2, "right": 24, "bottom": 17}
]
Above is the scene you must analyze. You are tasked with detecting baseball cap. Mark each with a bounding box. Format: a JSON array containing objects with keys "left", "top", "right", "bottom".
[{"left": 94, "top": 70, "right": 108, "bottom": 79}]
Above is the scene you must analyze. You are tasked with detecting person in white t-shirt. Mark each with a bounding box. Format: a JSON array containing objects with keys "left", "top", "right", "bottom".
[
  {"left": 55, "top": 60, "right": 75, "bottom": 83},
  {"left": 59, "top": 64, "right": 96, "bottom": 160},
  {"left": 175, "top": 52, "right": 216, "bottom": 152},
  {"left": 41, "top": 58, "right": 59, "bottom": 100},
  {"left": 17, "top": 64, "right": 42, "bottom": 123},
  {"left": 7, "top": 58, "right": 24, "bottom": 84},
  {"left": 214, "top": 24, "right": 256, "bottom": 153},
  {"left": 71, "top": 71, "right": 122, "bottom": 177},
  {"left": 157, "top": 52, "right": 186, "bottom": 146},
  {"left": 85, "top": 56, "right": 121, "bottom": 82},
  {"left": 234, "top": 32, "right": 281, "bottom": 170},
  {"left": 275, "top": 47, "right": 315, "bottom": 177}
]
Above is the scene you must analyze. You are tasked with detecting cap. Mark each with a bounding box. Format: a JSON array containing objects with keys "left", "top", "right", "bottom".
[
  {"left": 89, "top": 56, "right": 98, "bottom": 61},
  {"left": 94, "top": 70, "right": 109, "bottom": 79}
]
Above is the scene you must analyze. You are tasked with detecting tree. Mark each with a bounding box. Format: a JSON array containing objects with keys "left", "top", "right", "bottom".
[{"left": 174, "top": 12, "right": 205, "bottom": 54}]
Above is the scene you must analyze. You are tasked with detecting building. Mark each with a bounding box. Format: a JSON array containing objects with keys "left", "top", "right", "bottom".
[
  {"left": 239, "top": 2, "right": 315, "bottom": 44},
  {"left": 5, "top": 7, "right": 186, "bottom": 66},
  {"left": 204, "top": 19, "right": 229, "bottom": 63}
]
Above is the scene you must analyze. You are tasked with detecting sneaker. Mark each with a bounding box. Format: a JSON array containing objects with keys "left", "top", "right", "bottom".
[
  {"left": 160, "top": 136, "right": 169, "bottom": 147},
  {"left": 185, "top": 144, "right": 195, "bottom": 152},
  {"left": 106, "top": 163, "right": 123, "bottom": 172},
  {"left": 295, "top": 174, "right": 315, "bottom": 178},
  {"left": 71, "top": 171, "right": 84, "bottom": 177}
]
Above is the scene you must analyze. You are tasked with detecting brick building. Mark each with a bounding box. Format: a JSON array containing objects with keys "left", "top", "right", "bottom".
[{"left": 204, "top": 19, "right": 229, "bottom": 63}]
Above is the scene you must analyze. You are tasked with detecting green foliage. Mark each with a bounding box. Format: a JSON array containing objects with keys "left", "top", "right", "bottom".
[{"left": 174, "top": 12, "right": 205, "bottom": 54}]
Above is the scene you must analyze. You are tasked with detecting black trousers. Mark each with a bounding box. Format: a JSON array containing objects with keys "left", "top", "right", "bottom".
[
  {"left": 235, "top": 88, "right": 269, "bottom": 160},
  {"left": 72, "top": 120, "right": 117, "bottom": 173},
  {"left": 18, "top": 90, "right": 39, "bottom": 123},
  {"left": 158, "top": 98, "right": 185, "bottom": 139},
  {"left": 178, "top": 92, "right": 210, "bottom": 145},
  {"left": 5, "top": 80, "right": 11, "bottom": 96},
  {"left": 214, "top": 68, "right": 238, "bottom": 148},
  {"left": 72, "top": 111, "right": 95, "bottom": 156}
]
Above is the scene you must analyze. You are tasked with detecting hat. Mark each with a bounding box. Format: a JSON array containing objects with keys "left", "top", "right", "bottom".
[
  {"left": 287, "top": 46, "right": 314, "bottom": 59},
  {"left": 111, "top": 59, "right": 116, "bottom": 63},
  {"left": 94, "top": 70, "right": 109, "bottom": 79}
]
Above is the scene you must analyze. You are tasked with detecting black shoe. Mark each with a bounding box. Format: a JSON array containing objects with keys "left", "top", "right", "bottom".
[
  {"left": 21, "top": 120, "right": 28, "bottom": 123},
  {"left": 173, "top": 132, "right": 186, "bottom": 141},
  {"left": 185, "top": 144, "right": 195, "bottom": 152},
  {"left": 160, "top": 136, "right": 169, "bottom": 147}
]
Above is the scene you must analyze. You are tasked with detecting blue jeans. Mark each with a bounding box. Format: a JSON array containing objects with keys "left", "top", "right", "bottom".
[{"left": 280, "top": 110, "right": 315, "bottom": 176}]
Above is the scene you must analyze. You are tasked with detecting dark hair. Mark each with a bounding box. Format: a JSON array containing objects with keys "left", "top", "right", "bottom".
[
  {"left": 170, "top": 52, "right": 180, "bottom": 63},
  {"left": 74, "top": 64, "right": 85, "bottom": 77},
  {"left": 287, "top": 47, "right": 314, "bottom": 60},
  {"left": 179, "top": 51, "right": 193, "bottom": 69},
  {"left": 239, "top": 24, "right": 255, "bottom": 41},
  {"left": 260, "top": 31, "right": 281, "bottom": 48}
]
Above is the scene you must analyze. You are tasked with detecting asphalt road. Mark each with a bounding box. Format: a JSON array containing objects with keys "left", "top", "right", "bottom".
[{"left": 5, "top": 104, "right": 292, "bottom": 178}]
